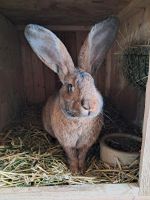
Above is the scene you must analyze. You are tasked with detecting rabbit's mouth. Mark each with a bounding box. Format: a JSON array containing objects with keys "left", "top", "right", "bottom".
[
  {"left": 62, "top": 109, "right": 77, "bottom": 118},
  {"left": 66, "top": 110, "right": 76, "bottom": 117},
  {"left": 62, "top": 108, "right": 96, "bottom": 118}
]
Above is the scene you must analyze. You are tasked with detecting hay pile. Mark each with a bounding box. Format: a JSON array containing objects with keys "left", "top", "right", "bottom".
[
  {"left": 0, "top": 103, "right": 140, "bottom": 187},
  {"left": 122, "top": 46, "right": 149, "bottom": 91},
  {"left": 115, "top": 26, "right": 149, "bottom": 91}
]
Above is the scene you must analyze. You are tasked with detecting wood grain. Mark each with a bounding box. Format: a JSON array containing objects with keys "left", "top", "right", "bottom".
[
  {"left": 0, "top": 183, "right": 143, "bottom": 200},
  {"left": 104, "top": 49, "right": 112, "bottom": 97},
  {"left": 43, "top": 65, "right": 56, "bottom": 100},
  {"left": 17, "top": 25, "right": 91, "bottom": 31},
  {"left": 0, "top": 0, "right": 131, "bottom": 25},
  {"left": 105, "top": 1, "right": 150, "bottom": 126},
  {"left": 76, "top": 31, "right": 88, "bottom": 59},
  {"left": 31, "top": 51, "right": 45, "bottom": 103},
  {"left": 20, "top": 34, "right": 34, "bottom": 103},
  {"left": 0, "top": 14, "right": 23, "bottom": 131},
  {"left": 118, "top": 0, "right": 150, "bottom": 21},
  {"left": 139, "top": 55, "right": 150, "bottom": 196}
]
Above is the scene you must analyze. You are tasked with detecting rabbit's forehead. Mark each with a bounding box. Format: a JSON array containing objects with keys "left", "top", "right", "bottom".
[
  {"left": 76, "top": 72, "right": 93, "bottom": 86},
  {"left": 65, "top": 71, "right": 93, "bottom": 85}
]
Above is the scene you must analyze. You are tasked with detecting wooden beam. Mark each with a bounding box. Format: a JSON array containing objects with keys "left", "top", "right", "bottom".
[
  {"left": 0, "top": 183, "right": 141, "bottom": 200},
  {"left": 0, "top": 0, "right": 131, "bottom": 25},
  {"left": 118, "top": 0, "right": 150, "bottom": 21},
  {"left": 17, "top": 25, "right": 91, "bottom": 31},
  {"left": 105, "top": 50, "right": 112, "bottom": 97},
  {"left": 139, "top": 55, "right": 150, "bottom": 195}
]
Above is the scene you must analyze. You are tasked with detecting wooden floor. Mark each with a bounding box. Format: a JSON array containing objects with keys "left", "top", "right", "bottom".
[{"left": 0, "top": 183, "right": 149, "bottom": 200}]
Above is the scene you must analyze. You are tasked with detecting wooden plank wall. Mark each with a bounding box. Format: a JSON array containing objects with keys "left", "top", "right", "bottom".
[
  {"left": 139, "top": 54, "right": 150, "bottom": 195},
  {"left": 0, "top": 0, "right": 131, "bottom": 25},
  {"left": 0, "top": 14, "right": 23, "bottom": 131},
  {"left": 0, "top": 183, "right": 141, "bottom": 200},
  {"left": 103, "top": 5, "right": 150, "bottom": 127}
]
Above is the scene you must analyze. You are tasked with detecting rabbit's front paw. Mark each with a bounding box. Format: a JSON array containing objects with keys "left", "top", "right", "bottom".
[{"left": 70, "top": 161, "right": 79, "bottom": 175}]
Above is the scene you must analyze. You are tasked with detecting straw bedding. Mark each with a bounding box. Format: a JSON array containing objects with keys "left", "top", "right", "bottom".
[{"left": 0, "top": 101, "right": 141, "bottom": 187}]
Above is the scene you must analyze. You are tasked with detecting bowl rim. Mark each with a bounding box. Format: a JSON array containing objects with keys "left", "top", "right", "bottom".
[{"left": 100, "top": 133, "right": 142, "bottom": 155}]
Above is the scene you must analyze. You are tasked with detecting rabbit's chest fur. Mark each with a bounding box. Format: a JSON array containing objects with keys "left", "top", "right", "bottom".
[{"left": 43, "top": 96, "right": 103, "bottom": 149}]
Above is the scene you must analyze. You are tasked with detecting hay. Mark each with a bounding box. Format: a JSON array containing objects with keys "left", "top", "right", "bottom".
[
  {"left": 115, "top": 23, "right": 149, "bottom": 91},
  {"left": 0, "top": 103, "right": 140, "bottom": 187},
  {"left": 122, "top": 46, "right": 149, "bottom": 91}
]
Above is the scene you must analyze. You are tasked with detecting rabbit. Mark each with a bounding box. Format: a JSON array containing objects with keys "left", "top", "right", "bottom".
[{"left": 24, "top": 16, "right": 119, "bottom": 174}]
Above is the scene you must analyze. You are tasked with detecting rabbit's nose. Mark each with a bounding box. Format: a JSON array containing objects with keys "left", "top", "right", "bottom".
[{"left": 81, "top": 99, "right": 90, "bottom": 110}]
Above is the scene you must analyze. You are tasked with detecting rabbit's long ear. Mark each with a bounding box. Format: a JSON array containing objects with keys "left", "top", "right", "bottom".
[
  {"left": 24, "top": 24, "right": 75, "bottom": 83},
  {"left": 78, "top": 17, "right": 119, "bottom": 74}
]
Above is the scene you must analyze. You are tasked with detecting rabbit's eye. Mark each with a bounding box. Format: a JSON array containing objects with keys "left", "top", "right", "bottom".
[{"left": 67, "top": 84, "right": 73, "bottom": 93}]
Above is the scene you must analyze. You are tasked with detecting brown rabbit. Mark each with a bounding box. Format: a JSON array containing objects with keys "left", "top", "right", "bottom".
[{"left": 24, "top": 17, "right": 119, "bottom": 173}]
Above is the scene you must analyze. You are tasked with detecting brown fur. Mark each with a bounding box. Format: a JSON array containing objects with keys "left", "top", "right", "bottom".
[{"left": 43, "top": 93, "right": 103, "bottom": 173}]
